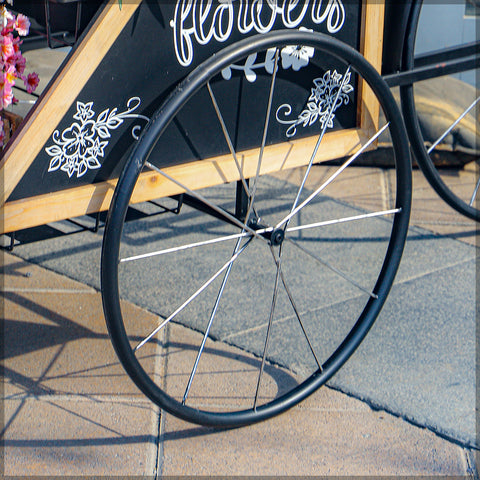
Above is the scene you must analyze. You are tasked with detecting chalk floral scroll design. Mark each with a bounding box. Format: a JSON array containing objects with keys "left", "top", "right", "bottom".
[
  {"left": 221, "top": 29, "right": 315, "bottom": 82},
  {"left": 45, "top": 97, "right": 149, "bottom": 178},
  {"left": 276, "top": 69, "right": 353, "bottom": 138}
]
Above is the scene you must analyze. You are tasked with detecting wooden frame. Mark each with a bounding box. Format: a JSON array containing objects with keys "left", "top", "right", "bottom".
[{"left": 0, "top": 1, "right": 385, "bottom": 235}]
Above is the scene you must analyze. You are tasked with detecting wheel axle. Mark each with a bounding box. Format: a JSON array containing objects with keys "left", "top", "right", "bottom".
[{"left": 248, "top": 217, "right": 285, "bottom": 246}]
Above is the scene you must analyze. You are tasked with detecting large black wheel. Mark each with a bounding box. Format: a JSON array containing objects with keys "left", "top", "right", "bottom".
[
  {"left": 401, "top": 1, "right": 480, "bottom": 221},
  {"left": 102, "top": 30, "right": 411, "bottom": 427}
]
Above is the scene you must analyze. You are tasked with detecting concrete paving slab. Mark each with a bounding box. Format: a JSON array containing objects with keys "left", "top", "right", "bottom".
[
  {"left": 2, "top": 251, "right": 158, "bottom": 476},
  {"left": 162, "top": 322, "right": 302, "bottom": 410},
  {"left": 5, "top": 231, "right": 105, "bottom": 290},
  {"left": 330, "top": 258, "right": 476, "bottom": 447},
  {"left": 273, "top": 164, "right": 392, "bottom": 213},
  {"left": 400, "top": 167, "right": 477, "bottom": 246},
  {"left": 469, "top": 450, "right": 480, "bottom": 477},
  {"left": 114, "top": 195, "right": 398, "bottom": 344},
  {"left": 6, "top": 167, "right": 476, "bottom": 445},
  {"left": 1, "top": 234, "right": 475, "bottom": 477},
  {"left": 2, "top": 248, "right": 96, "bottom": 292},
  {"left": 2, "top": 251, "right": 162, "bottom": 400},
  {"left": 280, "top": 165, "right": 477, "bottom": 248},
  {"left": 3, "top": 397, "right": 159, "bottom": 476},
  {"left": 3, "top": 167, "right": 477, "bottom": 452},
  {"left": 218, "top": 251, "right": 476, "bottom": 445},
  {"left": 160, "top": 386, "right": 469, "bottom": 476}
]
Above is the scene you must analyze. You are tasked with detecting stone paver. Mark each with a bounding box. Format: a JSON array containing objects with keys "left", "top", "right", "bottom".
[
  {"left": 161, "top": 394, "right": 470, "bottom": 476},
  {"left": 2, "top": 254, "right": 158, "bottom": 398},
  {"left": 2, "top": 250, "right": 475, "bottom": 476},
  {"left": 3, "top": 398, "right": 159, "bottom": 476},
  {"left": 159, "top": 323, "right": 470, "bottom": 476},
  {"left": 2, "top": 252, "right": 160, "bottom": 476}
]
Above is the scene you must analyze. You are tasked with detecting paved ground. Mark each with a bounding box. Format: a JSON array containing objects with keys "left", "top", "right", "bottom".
[
  {"left": 2, "top": 44, "right": 479, "bottom": 477},
  {"left": 2, "top": 164, "right": 478, "bottom": 476}
]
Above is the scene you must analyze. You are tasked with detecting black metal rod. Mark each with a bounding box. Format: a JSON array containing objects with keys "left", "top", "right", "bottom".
[
  {"left": 8, "top": 232, "right": 15, "bottom": 251},
  {"left": 384, "top": 56, "right": 478, "bottom": 87},
  {"left": 414, "top": 41, "right": 479, "bottom": 68},
  {"left": 44, "top": 0, "right": 82, "bottom": 48},
  {"left": 235, "top": 179, "right": 250, "bottom": 222},
  {"left": 93, "top": 212, "right": 101, "bottom": 232},
  {"left": 148, "top": 194, "right": 184, "bottom": 215},
  {"left": 181, "top": 194, "right": 241, "bottom": 228}
]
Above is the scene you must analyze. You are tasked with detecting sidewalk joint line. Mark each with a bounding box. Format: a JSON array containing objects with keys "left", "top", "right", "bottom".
[
  {"left": 396, "top": 256, "right": 476, "bottom": 286},
  {"left": 2, "top": 287, "right": 97, "bottom": 294}
]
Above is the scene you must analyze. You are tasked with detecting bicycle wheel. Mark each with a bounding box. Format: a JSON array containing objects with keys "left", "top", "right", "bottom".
[
  {"left": 102, "top": 30, "right": 411, "bottom": 427},
  {"left": 401, "top": 1, "right": 480, "bottom": 221}
]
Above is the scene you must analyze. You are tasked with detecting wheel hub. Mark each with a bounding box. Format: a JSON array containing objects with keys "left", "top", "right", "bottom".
[
  {"left": 248, "top": 217, "right": 285, "bottom": 246},
  {"left": 269, "top": 228, "right": 285, "bottom": 246}
]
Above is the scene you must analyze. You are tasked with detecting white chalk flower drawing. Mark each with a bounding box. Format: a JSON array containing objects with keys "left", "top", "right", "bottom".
[
  {"left": 222, "top": 28, "right": 314, "bottom": 82},
  {"left": 276, "top": 69, "right": 354, "bottom": 138},
  {"left": 45, "top": 97, "right": 149, "bottom": 178},
  {"left": 280, "top": 43, "right": 315, "bottom": 71}
]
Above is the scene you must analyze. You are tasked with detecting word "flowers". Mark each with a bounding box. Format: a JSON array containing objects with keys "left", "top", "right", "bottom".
[{"left": 171, "top": 0, "right": 346, "bottom": 67}]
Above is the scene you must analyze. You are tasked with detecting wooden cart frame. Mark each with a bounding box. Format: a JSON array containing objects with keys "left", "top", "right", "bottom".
[{"left": 1, "top": 0, "right": 386, "bottom": 235}]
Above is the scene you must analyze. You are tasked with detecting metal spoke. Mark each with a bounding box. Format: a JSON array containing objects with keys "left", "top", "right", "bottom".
[
  {"left": 145, "top": 161, "right": 268, "bottom": 243},
  {"left": 286, "top": 237, "right": 378, "bottom": 299},
  {"left": 252, "top": 65, "right": 357, "bottom": 387},
  {"left": 182, "top": 237, "right": 243, "bottom": 404},
  {"left": 253, "top": 246, "right": 282, "bottom": 410},
  {"left": 120, "top": 231, "right": 250, "bottom": 263},
  {"left": 285, "top": 208, "right": 401, "bottom": 234},
  {"left": 470, "top": 175, "right": 480, "bottom": 206},
  {"left": 207, "top": 81, "right": 252, "bottom": 200},
  {"left": 121, "top": 221, "right": 288, "bottom": 264},
  {"left": 269, "top": 247, "right": 323, "bottom": 371},
  {"left": 134, "top": 237, "right": 252, "bottom": 352},
  {"left": 180, "top": 65, "right": 290, "bottom": 400},
  {"left": 248, "top": 54, "right": 348, "bottom": 401},
  {"left": 289, "top": 66, "right": 352, "bottom": 218},
  {"left": 427, "top": 95, "right": 480, "bottom": 154},
  {"left": 275, "top": 123, "right": 391, "bottom": 230},
  {"left": 245, "top": 48, "right": 280, "bottom": 223}
]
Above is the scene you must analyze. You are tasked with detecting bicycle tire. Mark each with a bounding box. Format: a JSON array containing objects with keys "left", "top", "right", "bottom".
[
  {"left": 102, "top": 30, "right": 411, "bottom": 427},
  {"left": 400, "top": 0, "right": 480, "bottom": 221}
]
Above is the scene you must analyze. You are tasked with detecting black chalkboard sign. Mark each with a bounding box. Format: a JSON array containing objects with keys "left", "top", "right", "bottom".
[{"left": 1, "top": 1, "right": 385, "bottom": 233}]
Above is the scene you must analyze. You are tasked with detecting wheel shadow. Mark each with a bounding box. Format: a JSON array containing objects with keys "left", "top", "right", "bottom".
[{"left": 2, "top": 271, "right": 300, "bottom": 451}]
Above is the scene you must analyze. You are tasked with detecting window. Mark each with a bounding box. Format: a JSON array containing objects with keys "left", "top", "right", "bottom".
[{"left": 465, "top": 0, "right": 480, "bottom": 17}]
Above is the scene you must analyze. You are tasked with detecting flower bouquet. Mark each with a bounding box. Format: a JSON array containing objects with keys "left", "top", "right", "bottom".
[{"left": 1, "top": 0, "right": 39, "bottom": 148}]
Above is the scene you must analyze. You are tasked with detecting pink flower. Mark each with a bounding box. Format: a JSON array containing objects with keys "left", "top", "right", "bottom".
[
  {"left": 1, "top": 80, "right": 13, "bottom": 109},
  {"left": 1, "top": 33, "right": 14, "bottom": 61},
  {"left": 12, "top": 36, "right": 21, "bottom": 54},
  {"left": 14, "top": 52, "right": 25, "bottom": 75},
  {"left": 0, "top": 5, "right": 13, "bottom": 30},
  {"left": 24, "top": 71, "right": 39, "bottom": 94},
  {"left": 4, "top": 63, "right": 15, "bottom": 85},
  {"left": 15, "top": 14, "right": 30, "bottom": 36},
  {"left": 3, "top": 54, "right": 15, "bottom": 72},
  {"left": 3, "top": 16, "right": 15, "bottom": 34},
  {"left": 0, "top": 7, "right": 39, "bottom": 144}
]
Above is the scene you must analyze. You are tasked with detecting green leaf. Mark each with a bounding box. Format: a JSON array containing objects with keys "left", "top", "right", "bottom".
[{"left": 118, "top": 0, "right": 122, "bottom": 10}]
